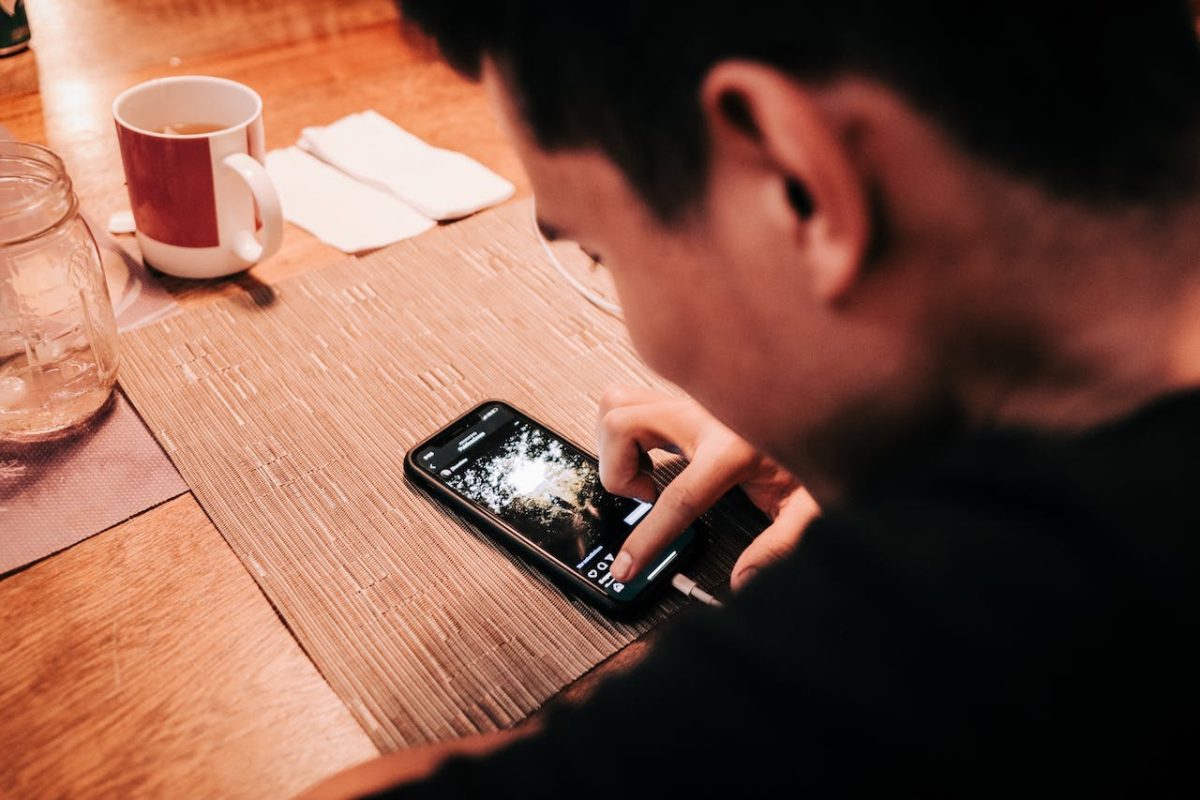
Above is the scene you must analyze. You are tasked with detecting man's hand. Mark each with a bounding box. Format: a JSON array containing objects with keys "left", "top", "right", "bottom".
[{"left": 597, "top": 386, "right": 819, "bottom": 590}]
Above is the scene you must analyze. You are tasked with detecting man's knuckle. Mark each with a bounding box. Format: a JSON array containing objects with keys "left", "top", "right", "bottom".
[
  {"left": 667, "top": 484, "right": 702, "bottom": 517},
  {"left": 603, "top": 466, "right": 632, "bottom": 492},
  {"left": 599, "top": 385, "right": 634, "bottom": 415},
  {"left": 601, "top": 406, "right": 634, "bottom": 436}
]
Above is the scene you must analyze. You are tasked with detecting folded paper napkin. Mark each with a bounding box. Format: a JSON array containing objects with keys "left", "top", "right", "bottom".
[
  {"left": 266, "top": 147, "right": 434, "bottom": 253},
  {"left": 299, "top": 110, "right": 515, "bottom": 221}
]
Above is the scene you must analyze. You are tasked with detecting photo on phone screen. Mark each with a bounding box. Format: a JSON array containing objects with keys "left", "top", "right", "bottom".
[{"left": 412, "top": 403, "right": 695, "bottom": 605}]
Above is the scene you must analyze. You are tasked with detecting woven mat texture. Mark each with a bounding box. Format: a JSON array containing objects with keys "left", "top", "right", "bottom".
[{"left": 118, "top": 200, "right": 759, "bottom": 749}]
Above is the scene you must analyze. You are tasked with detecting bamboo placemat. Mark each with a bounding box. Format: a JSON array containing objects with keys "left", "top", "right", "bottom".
[{"left": 118, "top": 200, "right": 761, "bottom": 750}]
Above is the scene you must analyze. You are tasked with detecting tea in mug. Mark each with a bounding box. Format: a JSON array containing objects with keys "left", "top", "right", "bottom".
[{"left": 155, "top": 122, "right": 227, "bottom": 136}]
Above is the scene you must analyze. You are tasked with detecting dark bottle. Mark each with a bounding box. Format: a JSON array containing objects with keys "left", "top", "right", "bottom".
[{"left": 1, "top": 0, "right": 30, "bottom": 58}]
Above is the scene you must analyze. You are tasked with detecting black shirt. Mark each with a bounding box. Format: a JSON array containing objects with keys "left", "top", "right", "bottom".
[{"left": 374, "top": 390, "right": 1200, "bottom": 797}]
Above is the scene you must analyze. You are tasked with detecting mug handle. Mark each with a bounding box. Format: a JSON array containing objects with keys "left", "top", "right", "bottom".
[{"left": 222, "top": 152, "right": 284, "bottom": 267}]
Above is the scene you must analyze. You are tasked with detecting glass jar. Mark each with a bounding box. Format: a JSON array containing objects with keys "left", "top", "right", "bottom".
[{"left": 0, "top": 141, "right": 119, "bottom": 442}]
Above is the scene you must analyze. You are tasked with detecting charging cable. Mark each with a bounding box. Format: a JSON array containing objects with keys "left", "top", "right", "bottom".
[
  {"left": 530, "top": 201, "right": 624, "bottom": 318},
  {"left": 672, "top": 572, "right": 724, "bottom": 609}
]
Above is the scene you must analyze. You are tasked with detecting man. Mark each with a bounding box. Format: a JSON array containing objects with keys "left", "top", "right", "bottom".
[{"left": 303, "top": 2, "right": 1200, "bottom": 796}]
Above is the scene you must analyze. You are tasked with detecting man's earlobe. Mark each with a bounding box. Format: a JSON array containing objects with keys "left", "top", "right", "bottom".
[{"left": 809, "top": 229, "right": 861, "bottom": 302}]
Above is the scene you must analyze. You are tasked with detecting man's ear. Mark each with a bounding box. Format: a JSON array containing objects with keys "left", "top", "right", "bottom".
[{"left": 700, "top": 61, "right": 870, "bottom": 303}]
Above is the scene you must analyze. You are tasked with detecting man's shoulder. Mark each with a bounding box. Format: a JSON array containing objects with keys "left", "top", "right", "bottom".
[
  {"left": 824, "top": 388, "right": 1200, "bottom": 601},
  {"left": 721, "top": 403, "right": 1200, "bottom": 786}
]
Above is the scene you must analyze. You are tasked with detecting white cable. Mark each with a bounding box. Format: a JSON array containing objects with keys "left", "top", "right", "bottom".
[
  {"left": 671, "top": 572, "right": 724, "bottom": 609},
  {"left": 530, "top": 201, "right": 624, "bottom": 317}
]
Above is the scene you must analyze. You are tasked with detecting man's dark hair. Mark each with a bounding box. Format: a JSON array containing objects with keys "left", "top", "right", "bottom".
[{"left": 400, "top": 1, "right": 1200, "bottom": 221}]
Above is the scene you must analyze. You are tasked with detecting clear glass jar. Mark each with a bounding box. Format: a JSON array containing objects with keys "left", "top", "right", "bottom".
[{"left": 0, "top": 141, "right": 119, "bottom": 442}]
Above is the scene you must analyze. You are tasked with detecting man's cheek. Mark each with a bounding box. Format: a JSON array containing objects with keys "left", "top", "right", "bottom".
[{"left": 620, "top": 299, "right": 697, "bottom": 384}]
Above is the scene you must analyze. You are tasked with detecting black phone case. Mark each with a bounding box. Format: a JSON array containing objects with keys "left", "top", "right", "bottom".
[{"left": 403, "top": 400, "right": 693, "bottom": 618}]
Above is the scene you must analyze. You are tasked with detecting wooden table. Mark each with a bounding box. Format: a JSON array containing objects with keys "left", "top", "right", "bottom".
[{"left": 0, "top": 3, "right": 643, "bottom": 797}]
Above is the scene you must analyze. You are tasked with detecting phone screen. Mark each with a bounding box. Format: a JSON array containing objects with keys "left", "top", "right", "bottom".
[{"left": 415, "top": 403, "right": 694, "bottom": 604}]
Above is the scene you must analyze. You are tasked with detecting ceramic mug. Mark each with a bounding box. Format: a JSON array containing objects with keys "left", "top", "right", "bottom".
[{"left": 113, "top": 75, "right": 283, "bottom": 279}]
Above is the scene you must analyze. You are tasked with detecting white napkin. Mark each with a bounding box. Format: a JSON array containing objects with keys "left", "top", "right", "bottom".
[
  {"left": 265, "top": 147, "right": 435, "bottom": 253},
  {"left": 299, "top": 110, "right": 515, "bottom": 221}
]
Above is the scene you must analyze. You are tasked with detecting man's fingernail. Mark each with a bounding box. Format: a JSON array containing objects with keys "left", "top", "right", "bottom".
[
  {"left": 737, "top": 567, "right": 758, "bottom": 588},
  {"left": 612, "top": 551, "right": 633, "bottom": 581}
]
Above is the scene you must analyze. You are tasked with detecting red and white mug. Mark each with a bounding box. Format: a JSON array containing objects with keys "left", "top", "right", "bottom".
[{"left": 113, "top": 76, "right": 283, "bottom": 279}]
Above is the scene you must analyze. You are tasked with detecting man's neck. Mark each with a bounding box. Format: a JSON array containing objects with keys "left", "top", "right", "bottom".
[{"left": 953, "top": 226, "right": 1200, "bottom": 435}]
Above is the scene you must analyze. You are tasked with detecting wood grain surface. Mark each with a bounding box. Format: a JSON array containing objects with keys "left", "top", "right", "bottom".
[
  {"left": 0, "top": 495, "right": 378, "bottom": 799},
  {"left": 0, "top": 1, "right": 545, "bottom": 798}
]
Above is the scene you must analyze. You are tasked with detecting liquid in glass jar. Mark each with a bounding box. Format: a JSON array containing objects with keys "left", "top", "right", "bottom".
[{"left": 0, "top": 141, "right": 119, "bottom": 443}]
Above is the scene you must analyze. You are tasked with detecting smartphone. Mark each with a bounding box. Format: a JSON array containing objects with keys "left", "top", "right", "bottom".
[{"left": 404, "top": 400, "right": 698, "bottom": 615}]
